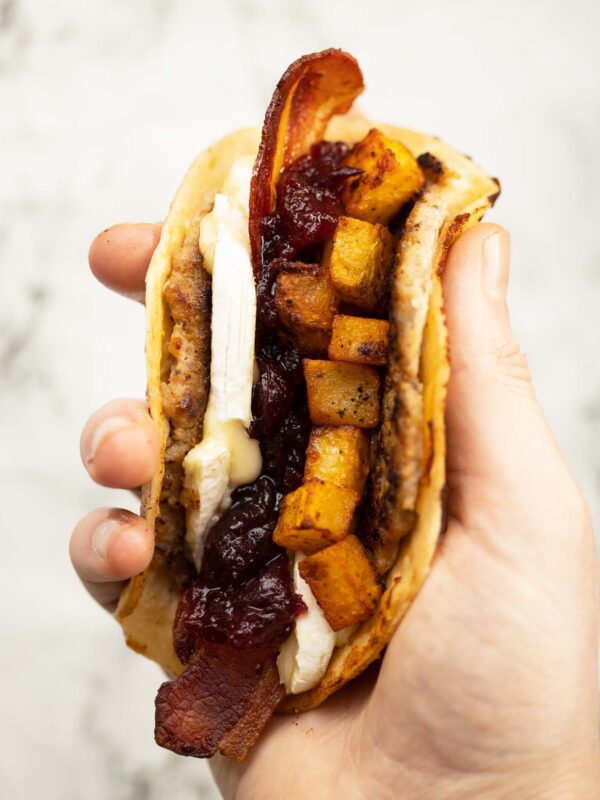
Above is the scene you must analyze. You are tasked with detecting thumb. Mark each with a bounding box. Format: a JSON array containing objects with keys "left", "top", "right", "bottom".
[{"left": 442, "top": 223, "right": 581, "bottom": 530}]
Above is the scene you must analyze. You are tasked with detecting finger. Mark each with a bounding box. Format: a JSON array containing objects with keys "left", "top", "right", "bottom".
[
  {"left": 80, "top": 398, "right": 159, "bottom": 489},
  {"left": 70, "top": 508, "right": 154, "bottom": 610},
  {"left": 89, "top": 222, "right": 161, "bottom": 302},
  {"left": 442, "top": 223, "right": 583, "bottom": 528}
]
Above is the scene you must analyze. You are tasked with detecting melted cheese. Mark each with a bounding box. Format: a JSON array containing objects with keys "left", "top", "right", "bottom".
[
  {"left": 183, "top": 156, "right": 261, "bottom": 570},
  {"left": 277, "top": 554, "right": 340, "bottom": 694}
]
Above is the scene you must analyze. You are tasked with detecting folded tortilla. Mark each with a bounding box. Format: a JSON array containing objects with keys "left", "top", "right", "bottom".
[{"left": 116, "top": 114, "right": 498, "bottom": 709}]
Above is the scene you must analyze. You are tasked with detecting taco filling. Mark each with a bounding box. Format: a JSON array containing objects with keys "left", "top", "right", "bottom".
[
  {"left": 156, "top": 60, "right": 426, "bottom": 754},
  {"left": 117, "top": 49, "right": 499, "bottom": 762}
]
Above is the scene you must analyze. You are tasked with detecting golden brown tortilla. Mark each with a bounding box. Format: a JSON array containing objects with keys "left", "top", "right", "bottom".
[{"left": 116, "top": 116, "right": 498, "bottom": 707}]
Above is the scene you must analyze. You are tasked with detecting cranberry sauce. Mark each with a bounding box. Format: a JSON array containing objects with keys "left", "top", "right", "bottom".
[
  {"left": 256, "top": 142, "right": 360, "bottom": 341},
  {"left": 261, "top": 140, "right": 360, "bottom": 264},
  {"left": 174, "top": 142, "right": 356, "bottom": 659},
  {"left": 175, "top": 554, "right": 295, "bottom": 660}
]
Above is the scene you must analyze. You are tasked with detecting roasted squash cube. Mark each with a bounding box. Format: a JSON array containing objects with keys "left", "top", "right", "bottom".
[
  {"left": 299, "top": 535, "right": 382, "bottom": 630},
  {"left": 343, "top": 129, "right": 424, "bottom": 225},
  {"left": 328, "top": 315, "right": 389, "bottom": 366},
  {"left": 275, "top": 266, "right": 338, "bottom": 355},
  {"left": 304, "top": 425, "right": 370, "bottom": 495},
  {"left": 325, "top": 216, "right": 393, "bottom": 312},
  {"left": 303, "top": 359, "right": 381, "bottom": 428},
  {"left": 273, "top": 480, "right": 359, "bottom": 554}
]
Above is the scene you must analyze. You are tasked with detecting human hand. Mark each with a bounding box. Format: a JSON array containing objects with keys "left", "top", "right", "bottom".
[
  {"left": 71, "top": 221, "right": 600, "bottom": 799},
  {"left": 70, "top": 223, "right": 160, "bottom": 610}
]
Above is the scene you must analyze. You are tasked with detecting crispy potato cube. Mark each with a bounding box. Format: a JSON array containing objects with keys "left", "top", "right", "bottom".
[
  {"left": 274, "top": 267, "right": 338, "bottom": 355},
  {"left": 299, "top": 535, "right": 382, "bottom": 630},
  {"left": 328, "top": 315, "right": 389, "bottom": 366},
  {"left": 343, "top": 128, "right": 424, "bottom": 225},
  {"left": 325, "top": 216, "right": 393, "bottom": 312},
  {"left": 304, "top": 425, "right": 370, "bottom": 495},
  {"left": 273, "top": 480, "right": 359, "bottom": 554},
  {"left": 303, "top": 359, "right": 381, "bottom": 429}
]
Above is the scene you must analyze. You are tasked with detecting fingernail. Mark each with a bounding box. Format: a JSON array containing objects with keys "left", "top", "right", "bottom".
[
  {"left": 92, "top": 519, "right": 121, "bottom": 559},
  {"left": 482, "top": 231, "right": 510, "bottom": 299},
  {"left": 84, "top": 415, "right": 134, "bottom": 465}
]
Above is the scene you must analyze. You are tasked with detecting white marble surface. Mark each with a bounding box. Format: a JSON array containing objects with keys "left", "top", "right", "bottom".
[{"left": 2, "top": 0, "right": 600, "bottom": 797}]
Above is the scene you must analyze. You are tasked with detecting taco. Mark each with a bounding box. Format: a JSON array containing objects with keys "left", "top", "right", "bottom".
[{"left": 115, "top": 49, "right": 499, "bottom": 761}]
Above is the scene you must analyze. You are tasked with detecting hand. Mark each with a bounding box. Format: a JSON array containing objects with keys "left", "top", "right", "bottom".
[
  {"left": 72, "top": 222, "right": 600, "bottom": 799},
  {"left": 71, "top": 223, "right": 160, "bottom": 610}
]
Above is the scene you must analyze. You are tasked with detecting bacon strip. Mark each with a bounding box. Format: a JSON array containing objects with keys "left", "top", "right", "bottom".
[
  {"left": 155, "top": 645, "right": 284, "bottom": 761},
  {"left": 218, "top": 659, "right": 284, "bottom": 761},
  {"left": 249, "top": 48, "right": 364, "bottom": 274}
]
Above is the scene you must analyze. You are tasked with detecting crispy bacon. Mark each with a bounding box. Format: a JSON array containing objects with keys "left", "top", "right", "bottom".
[
  {"left": 249, "top": 49, "right": 364, "bottom": 275},
  {"left": 155, "top": 645, "right": 284, "bottom": 761},
  {"left": 217, "top": 659, "right": 285, "bottom": 761}
]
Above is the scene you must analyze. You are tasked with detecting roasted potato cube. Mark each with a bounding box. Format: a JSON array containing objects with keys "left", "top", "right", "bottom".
[
  {"left": 299, "top": 535, "right": 382, "bottom": 630},
  {"left": 343, "top": 129, "right": 424, "bottom": 225},
  {"left": 303, "top": 359, "right": 381, "bottom": 428},
  {"left": 274, "top": 267, "right": 338, "bottom": 355},
  {"left": 304, "top": 425, "right": 370, "bottom": 495},
  {"left": 328, "top": 315, "right": 389, "bottom": 366},
  {"left": 273, "top": 480, "right": 359, "bottom": 554},
  {"left": 325, "top": 216, "right": 393, "bottom": 312}
]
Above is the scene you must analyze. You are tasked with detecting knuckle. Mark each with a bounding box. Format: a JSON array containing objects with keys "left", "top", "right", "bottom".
[
  {"left": 452, "top": 336, "right": 534, "bottom": 398},
  {"left": 451, "top": 334, "right": 532, "bottom": 387},
  {"left": 81, "top": 403, "right": 156, "bottom": 487},
  {"left": 491, "top": 336, "right": 532, "bottom": 385},
  {"left": 473, "top": 336, "right": 534, "bottom": 397}
]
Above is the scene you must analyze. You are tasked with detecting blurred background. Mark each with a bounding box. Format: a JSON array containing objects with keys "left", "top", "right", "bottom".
[{"left": 2, "top": 0, "right": 600, "bottom": 797}]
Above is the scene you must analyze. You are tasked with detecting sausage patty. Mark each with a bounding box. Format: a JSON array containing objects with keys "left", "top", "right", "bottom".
[{"left": 155, "top": 215, "right": 211, "bottom": 578}]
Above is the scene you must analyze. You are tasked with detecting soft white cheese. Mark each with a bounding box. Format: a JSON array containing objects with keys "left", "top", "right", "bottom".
[
  {"left": 335, "top": 623, "right": 357, "bottom": 647},
  {"left": 277, "top": 554, "right": 338, "bottom": 694},
  {"left": 183, "top": 155, "right": 262, "bottom": 570}
]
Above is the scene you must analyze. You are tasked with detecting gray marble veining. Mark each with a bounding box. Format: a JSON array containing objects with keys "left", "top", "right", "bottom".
[{"left": 2, "top": 1, "right": 600, "bottom": 797}]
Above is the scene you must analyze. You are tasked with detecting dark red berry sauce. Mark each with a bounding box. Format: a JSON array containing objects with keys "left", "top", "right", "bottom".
[
  {"left": 261, "top": 141, "right": 360, "bottom": 264},
  {"left": 174, "top": 141, "right": 356, "bottom": 657},
  {"left": 294, "top": 594, "right": 309, "bottom": 617}
]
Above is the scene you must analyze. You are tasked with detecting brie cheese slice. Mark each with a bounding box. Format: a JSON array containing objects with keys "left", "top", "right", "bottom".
[
  {"left": 277, "top": 554, "right": 337, "bottom": 694},
  {"left": 183, "top": 155, "right": 262, "bottom": 571}
]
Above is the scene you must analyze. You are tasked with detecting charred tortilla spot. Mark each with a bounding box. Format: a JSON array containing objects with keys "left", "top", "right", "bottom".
[
  {"left": 439, "top": 484, "right": 449, "bottom": 538},
  {"left": 417, "top": 151, "right": 444, "bottom": 179},
  {"left": 423, "top": 419, "right": 435, "bottom": 479},
  {"left": 436, "top": 213, "right": 470, "bottom": 276},
  {"left": 488, "top": 179, "right": 501, "bottom": 206}
]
